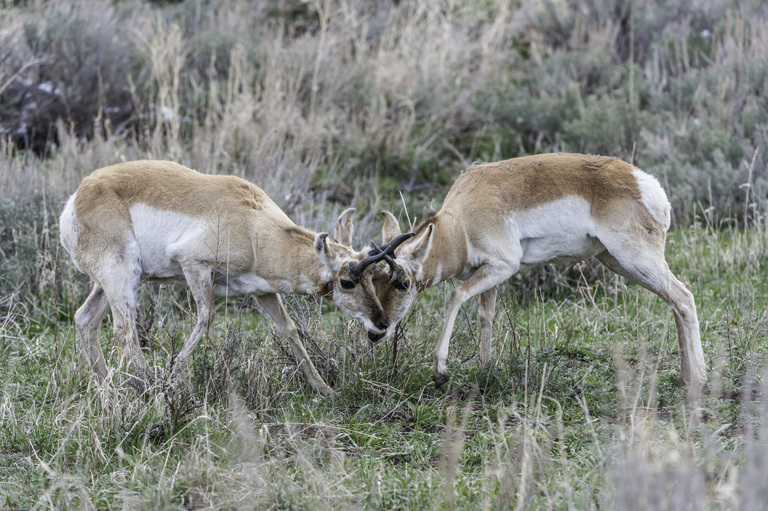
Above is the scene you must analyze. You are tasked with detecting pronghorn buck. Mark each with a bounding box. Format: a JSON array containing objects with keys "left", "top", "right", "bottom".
[
  {"left": 60, "top": 160, "right": 409, "bottom": 397},
  {"left": 372, "top": 153, "right": 706, "bottom": 401}
]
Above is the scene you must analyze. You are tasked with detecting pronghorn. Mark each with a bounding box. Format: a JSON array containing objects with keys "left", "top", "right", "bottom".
[
  {"left": 371, "top": 153, "right": 706, "bottom": 401},
  {"left": 59, "top": 160, "right": 411, "bottom": 397}
]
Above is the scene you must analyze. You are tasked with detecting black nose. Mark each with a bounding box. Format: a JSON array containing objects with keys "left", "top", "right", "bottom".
[
  {"left": 368, "top": 331, "right": 385, "bottom": 343},
  {"left": 375, "top": 319, "right": 389, "bottom": 331}
]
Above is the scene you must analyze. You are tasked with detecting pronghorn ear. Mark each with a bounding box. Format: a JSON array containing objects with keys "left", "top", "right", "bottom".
[
  {"left": 334, "top": 208, "right": 355, "bottom": 246},
  {"left": 381, "top": 211, "right": 401, "bottom": 243},
  {"left": 401, "top": 224, "right": 433, "bottom": 268},
  {"left": 314, "top": 233, "right": 343, "bottom": 271}
]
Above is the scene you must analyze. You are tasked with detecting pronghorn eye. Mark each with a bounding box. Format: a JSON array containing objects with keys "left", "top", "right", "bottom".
[
  {"left": 339, "top": 279, "right": 356, "bottom": 290},
  {"left": 394, "top": 279, "right": 410, "bottom": 291}
]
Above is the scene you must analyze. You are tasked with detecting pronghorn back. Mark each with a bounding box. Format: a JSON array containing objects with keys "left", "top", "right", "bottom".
[
  {"left": 444, "top": 153, "right": 668, "bottom": 230},
  {"left": 74, "top": 160, "right": 278, "bottom": 220},
  {"left": 62, "top": 160, "right": 292, "bottom": 278}
]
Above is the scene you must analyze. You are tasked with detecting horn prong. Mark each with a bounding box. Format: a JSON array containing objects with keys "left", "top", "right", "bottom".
[
  {"left": 383, "top": 253, "right": 404, "bottom": 284},
  {"left": 351, "top": 232, "right": 414, "bottom": 280}
]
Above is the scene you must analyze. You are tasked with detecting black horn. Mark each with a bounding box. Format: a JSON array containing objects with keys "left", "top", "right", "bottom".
[
  {"left": 348, "top": 249, "right": 391, "bottom": 278},
  {"left": 349, "top": 232, "right": 415, "bottom": 279},
  {"left": 368, "top": 232, "right": 414, "bottom": 284},
  {"left": 369, "top": 242, "right": 404, "bottom": 283},
  {"left": 367, "top": 232, "right": 415, "bottom": 258},
  {"left": 383, "top": 253, "right": 404, "bottom": 284}
]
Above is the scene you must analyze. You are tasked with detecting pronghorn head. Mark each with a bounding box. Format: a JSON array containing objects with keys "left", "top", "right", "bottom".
[
  {"left": 313, "top": 209, "right": 416, "bottom": 339},
  {"left": 363, "top": 211, "right": 434, "bottom": 343}
]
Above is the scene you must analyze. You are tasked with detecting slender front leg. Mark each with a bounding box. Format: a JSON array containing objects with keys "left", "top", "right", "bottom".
[
  {"left": 168, "top": 262, "right": 215, "bottom": 382},
  {"left": 478, "top": 287, "right": 498, "bottom": 365},
  {"left": 434, "top": 263, "right": 516, "bottom": 387},
  {"left": 255, "top": 293, "right": 335, "bottom": 397}
]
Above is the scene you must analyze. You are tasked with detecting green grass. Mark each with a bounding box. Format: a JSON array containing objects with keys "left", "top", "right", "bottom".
[
  {"left": 2, "top": 225, "right": 767, "bottom": 509},
  {"left": 3, "top": 0, "right": 768, "bottom": 507}
]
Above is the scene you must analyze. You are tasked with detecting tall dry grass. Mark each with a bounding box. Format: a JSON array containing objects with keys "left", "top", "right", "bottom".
[
  {"left": 2, "top": 0, "right": 768, "bottom": 508},
  {"left": 1, "top": 0, "right": 765, "bottom": 222}
]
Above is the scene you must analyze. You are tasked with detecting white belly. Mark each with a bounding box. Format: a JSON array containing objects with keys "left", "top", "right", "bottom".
[
  {"left": 514, "top": 196, "right": 605, "bottom": 266},
  {"left": 129, "top": 203, "right": 208, "bottom": 278}
]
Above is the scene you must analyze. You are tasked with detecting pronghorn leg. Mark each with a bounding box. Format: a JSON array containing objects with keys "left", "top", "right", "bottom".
[
  {"left": 168, "top": 262, "right": 215, "bottom": 382},
  {"left": 74, "top": 283, "right": 111, "bottom": 381},
  {"left": 597, "top": 243, "right": 705, "bottom": 402},
  {"left": 255, "top": 293, "right": 335, "bottom": 397},
  {"left": 100, "top": 246, "right": 155, "bottom": 390},
  {"left": 478, "top": 287, "right": 498, "bottom": 365},
  {"left": 434, "top": 263, "right": 517, "bottom": 387}
]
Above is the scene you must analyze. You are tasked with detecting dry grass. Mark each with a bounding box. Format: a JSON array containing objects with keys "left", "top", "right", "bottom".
[
  {"left": 1, "top": 0, "right": 765, "bottom": 219},
  {"left": 2, "top": 0, "right": 768, "bottom": 508}
]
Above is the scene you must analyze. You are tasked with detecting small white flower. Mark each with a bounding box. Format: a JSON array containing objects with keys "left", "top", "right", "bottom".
[
  {"left": 38, "top": 81, "right": 61, "bottom": 95},
  {"left": 160, "top": 105, "right": 175, "bottom": 122}
]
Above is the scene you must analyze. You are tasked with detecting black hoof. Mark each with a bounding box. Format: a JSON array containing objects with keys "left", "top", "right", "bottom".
[{"left": 433, "top": 374, "right": 449, "bottom": 389}]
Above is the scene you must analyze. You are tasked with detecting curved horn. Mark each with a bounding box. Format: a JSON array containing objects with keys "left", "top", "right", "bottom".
[
  {"left": 367, "top": 232, "right": 415, "bottom": 258},
  {"left": 349, "top": 232, "right": 415, "bottom": 280},
  {"left": 348, "top": 249, "right": 391, "bottom": 278},
  {"left": 383, "top": 253, "right": 404, "bottom": 284},
  {"left": 370, "top": 241, "right": 406, "bottom": 284}
]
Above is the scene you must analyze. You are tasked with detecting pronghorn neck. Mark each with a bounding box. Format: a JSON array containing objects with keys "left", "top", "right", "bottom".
[
  {"left": 286, "top": 246, "right": 333, "bottom": 298},
  {"left": 254, "top": 224, "right": 336, "bottom": 299},
  {"left": 411, "top": 213, "right": 468, "bottom": 289}
]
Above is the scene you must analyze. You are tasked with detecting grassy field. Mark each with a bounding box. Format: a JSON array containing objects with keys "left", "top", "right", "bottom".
[
  {"left": 2, "top": 0, "right": 768, "bottom": 508},
  {"left": 2, "top": 210, "right": 768, "bottom": 508}
]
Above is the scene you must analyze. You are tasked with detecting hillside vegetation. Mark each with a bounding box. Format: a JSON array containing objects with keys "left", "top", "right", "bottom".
[{"left": 2, "top": 0, "right": 768, "bottom": 508}]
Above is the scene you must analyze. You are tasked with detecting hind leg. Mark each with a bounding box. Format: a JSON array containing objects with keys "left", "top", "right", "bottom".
[
  {"left": 75, "top": 283, "right": 111, "bottom": 381},
  {"left": 97, "top": 246, "right": 155, "bottom": 389},
  {"left": 596, "top": 237, "right": 705, "bottom": 402}
]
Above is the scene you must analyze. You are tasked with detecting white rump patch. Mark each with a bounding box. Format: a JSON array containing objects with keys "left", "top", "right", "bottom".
[{"left": 633, "top": 168, "right": 671, "bottom": 231}]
